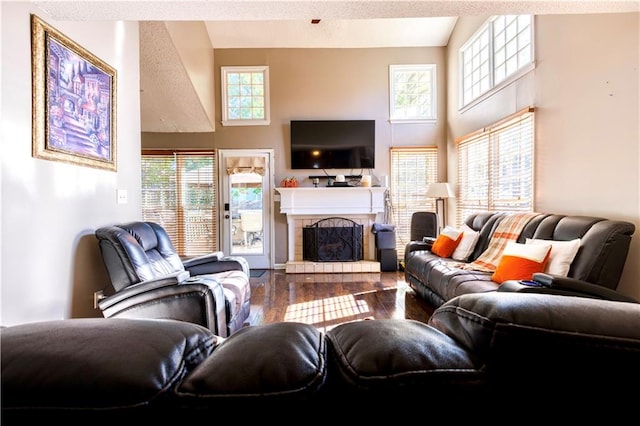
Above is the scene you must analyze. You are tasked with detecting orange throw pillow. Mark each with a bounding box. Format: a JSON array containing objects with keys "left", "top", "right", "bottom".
[
  {"left": 431, "top": 226, "right": 463, "bottom": 258},
  {"left": 492, "top": 242, "right": 552, "bottom": 283}
]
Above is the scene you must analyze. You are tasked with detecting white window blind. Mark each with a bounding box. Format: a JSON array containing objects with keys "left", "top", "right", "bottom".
[
  {"left": 456, "top": 107, "right": 535, "bottom": 226},
  {"left": 390, "top": 146, "right": 439, "bottom": 259},
  {"left": 141, "top": 151, "right": 217, "bottom": 256}
]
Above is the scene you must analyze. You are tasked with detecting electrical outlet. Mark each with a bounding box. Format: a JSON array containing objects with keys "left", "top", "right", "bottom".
[{"left": 93, "top": 290, "right": 105, "bottom": 309}]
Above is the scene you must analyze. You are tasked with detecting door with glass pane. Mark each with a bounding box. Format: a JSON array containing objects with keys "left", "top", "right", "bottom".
[{"left": 218, "top": 149, "right": 273, "bottom": 269}]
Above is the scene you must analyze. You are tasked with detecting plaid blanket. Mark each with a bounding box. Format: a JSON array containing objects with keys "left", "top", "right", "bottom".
[{"left": 463, "top": 212, "right": 541, "bottom": 272}]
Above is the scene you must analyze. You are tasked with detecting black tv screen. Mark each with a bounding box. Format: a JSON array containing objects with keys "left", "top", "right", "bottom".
[{"left": 290, "top": 120, "right": 375, "bottom": 170}]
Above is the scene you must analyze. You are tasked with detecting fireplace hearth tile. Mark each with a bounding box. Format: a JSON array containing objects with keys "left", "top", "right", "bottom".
[{"left": 285, "top": 260, "right": 380, "bottom": 274}]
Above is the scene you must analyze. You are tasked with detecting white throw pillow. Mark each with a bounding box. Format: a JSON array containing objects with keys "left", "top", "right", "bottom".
[
  {"left": 451, "top": 224, "right": 481, "bottom": 262},
  {"left": 525, "top": 238, "right": 581, "bottom": 276}
]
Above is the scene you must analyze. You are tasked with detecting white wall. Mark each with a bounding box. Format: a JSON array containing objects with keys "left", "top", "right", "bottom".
[
  {"left": 447, "top": 13, "right": 640, "bottom": 300},
  {"left": 1, "top": 2, "right": 142, "bottom": 326}
]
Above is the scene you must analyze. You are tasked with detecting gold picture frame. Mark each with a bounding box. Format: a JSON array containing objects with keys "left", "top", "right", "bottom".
[{"left": 31, "top": 14, "right": 117, "bottom": 171}]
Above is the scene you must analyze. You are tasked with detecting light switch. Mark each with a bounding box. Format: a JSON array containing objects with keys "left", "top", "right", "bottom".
[{"left": 117, "top": 189, "right": 128, "bottom": 204}]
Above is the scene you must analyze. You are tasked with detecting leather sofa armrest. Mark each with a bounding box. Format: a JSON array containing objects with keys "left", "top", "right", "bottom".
[
  {"left": 498, "top": 272, "right": 638, "bottom": 303},
  {"left": 97, "top": 272, "right": 228, "bottom": 335},
  {"left": 405, "top": 240, "right": 433, "bottom": 254},
  {"left": 98, "top": 270, "right": 191, "bottom": 310},
  {"left": 404, "top": 240, "right": 434, "bottom": 267},
  {"left": 183, "top": 253, "right": 248, "bottom": 276},
  {"left": 182, "top": 252, "right": 225, "bottom": 268}
]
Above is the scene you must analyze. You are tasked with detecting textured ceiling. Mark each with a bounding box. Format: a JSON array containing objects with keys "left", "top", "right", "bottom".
[
  {"left": 31, "top": 1, "right": 640, "bottom": 21},
  {"left": 139, "top": 22, "right": 214, "bottom": 132},
  {"left": 33, "top": 1, "right": 640, "bottom": 133}
]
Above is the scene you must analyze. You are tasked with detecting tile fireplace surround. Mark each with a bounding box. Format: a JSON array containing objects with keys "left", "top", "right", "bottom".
[{"left": 276, "top": 186, "right": 387, "bottom": 273}]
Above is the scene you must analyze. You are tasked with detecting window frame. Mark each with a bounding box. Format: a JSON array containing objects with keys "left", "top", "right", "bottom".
[
  {"left": 389, "top": 64, "right": 437, "bottom": 124},
  {"left": 455, "top": 107, "right": 535, "bottom": 226},
  {"left": 221, "top": 65, "right": 270, "bottom": 127},
  {"left": 459, "top": 15, "right": 535, "bottom": 112}
]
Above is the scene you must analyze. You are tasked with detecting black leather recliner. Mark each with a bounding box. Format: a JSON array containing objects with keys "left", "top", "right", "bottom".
[
  {"left": 94, "top": 221, "right": 251, "bottom": 337},
  {"left": 402, "top": 211, "right": 439, "bottom": 268},
  {"left": 410, "top": 211, "right": 439, "bottom": 241}
]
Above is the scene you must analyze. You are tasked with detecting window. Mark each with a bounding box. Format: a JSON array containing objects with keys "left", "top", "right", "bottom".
[
  {"left": 460, "top": 15, "right": 534, "bottom": 109},
  {"left": 389, "top": 64, "right": 437, "bottom": 123},
  {"left": 141, "top": 151, "right": 217, "bottom": 256},
  {"left": 389, "top": 146, "right": 439, "bottom": 259},
  {"left": 456, "top": 107, "right": 535, "bottom": 225},
  {"left": 221, "top": 66, "right": 270, "bottom": 126}
]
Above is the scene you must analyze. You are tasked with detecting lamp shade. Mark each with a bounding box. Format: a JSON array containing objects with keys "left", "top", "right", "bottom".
[{"left": 425, "top": 182, "right": 455, "bottom": 199}]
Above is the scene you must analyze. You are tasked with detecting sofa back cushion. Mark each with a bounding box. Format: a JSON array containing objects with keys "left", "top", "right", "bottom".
[
  {"left": 528, "top": 215, "right": 635, "bottom": 289},
  {"left": 463, "top": 212, "right": 506, "bottom": 262}
]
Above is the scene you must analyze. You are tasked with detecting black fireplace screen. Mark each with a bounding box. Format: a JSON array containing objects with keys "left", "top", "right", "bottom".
[{"left": 303, "top": 217, "right": 363, "bottom": 262}]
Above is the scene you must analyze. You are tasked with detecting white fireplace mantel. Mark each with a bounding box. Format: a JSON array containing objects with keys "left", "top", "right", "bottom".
[
  {"left": 276, "top": 186, "right": 387, "bottom": 216},
  {"left": 275, "top": 186, "right": 388, "bottom": 263}
]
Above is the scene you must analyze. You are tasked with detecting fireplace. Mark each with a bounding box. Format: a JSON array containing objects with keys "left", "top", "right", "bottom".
[
  {"left": 275, "top": 186, "right": 387, "bottom": 273},
  {"left": 303, "top": 217, "right": 363, "bottom": 262}
]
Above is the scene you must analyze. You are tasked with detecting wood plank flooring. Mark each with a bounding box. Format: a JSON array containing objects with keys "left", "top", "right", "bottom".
[{"left": 247, "top": 269, "right": 435, "bottom": 332}]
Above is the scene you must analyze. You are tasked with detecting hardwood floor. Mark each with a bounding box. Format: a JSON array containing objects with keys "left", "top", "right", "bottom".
[{"left": 247, "top": 269, "right": 436, "bottom": 332}]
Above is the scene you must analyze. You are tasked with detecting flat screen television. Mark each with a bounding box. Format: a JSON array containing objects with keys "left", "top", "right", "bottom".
[{"left": 290, "top": 120, "right": 375, "bottom": 170}]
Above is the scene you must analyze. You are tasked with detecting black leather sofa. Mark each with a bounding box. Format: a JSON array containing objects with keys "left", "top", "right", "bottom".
[
  {"left": 3, "top": 291, "right": 640, "bottom": 421},
  {"left": 404, "top": 212, "right": 636, "bottom": 306}
]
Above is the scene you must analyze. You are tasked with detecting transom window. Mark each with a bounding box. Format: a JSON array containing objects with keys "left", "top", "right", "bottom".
[
  {"left": 221, "top": 66, "right": 270, "bottom": 126},
  {"left": 456, "top": 107, "right": 535, "bottom": 226},
  {"left": 460, "top": 15, "right": 534, "bottom": 110},
  {"left": 389, "top": 64, "right": 437, "bottom": 123}
]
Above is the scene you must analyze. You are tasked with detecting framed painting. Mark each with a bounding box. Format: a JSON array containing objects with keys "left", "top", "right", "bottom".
[{"left": 31, "top": 14, "right": 117, "bottom": 171}]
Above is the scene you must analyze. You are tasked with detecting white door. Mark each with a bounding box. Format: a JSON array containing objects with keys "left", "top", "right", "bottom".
[{"left": 218, "top": 149, "right": 274, "bottom": 269}]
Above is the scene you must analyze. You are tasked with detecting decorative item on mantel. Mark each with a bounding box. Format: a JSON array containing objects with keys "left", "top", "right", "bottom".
[{"left": 280, "top": 177, "right": 298, "bottom": 187}]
